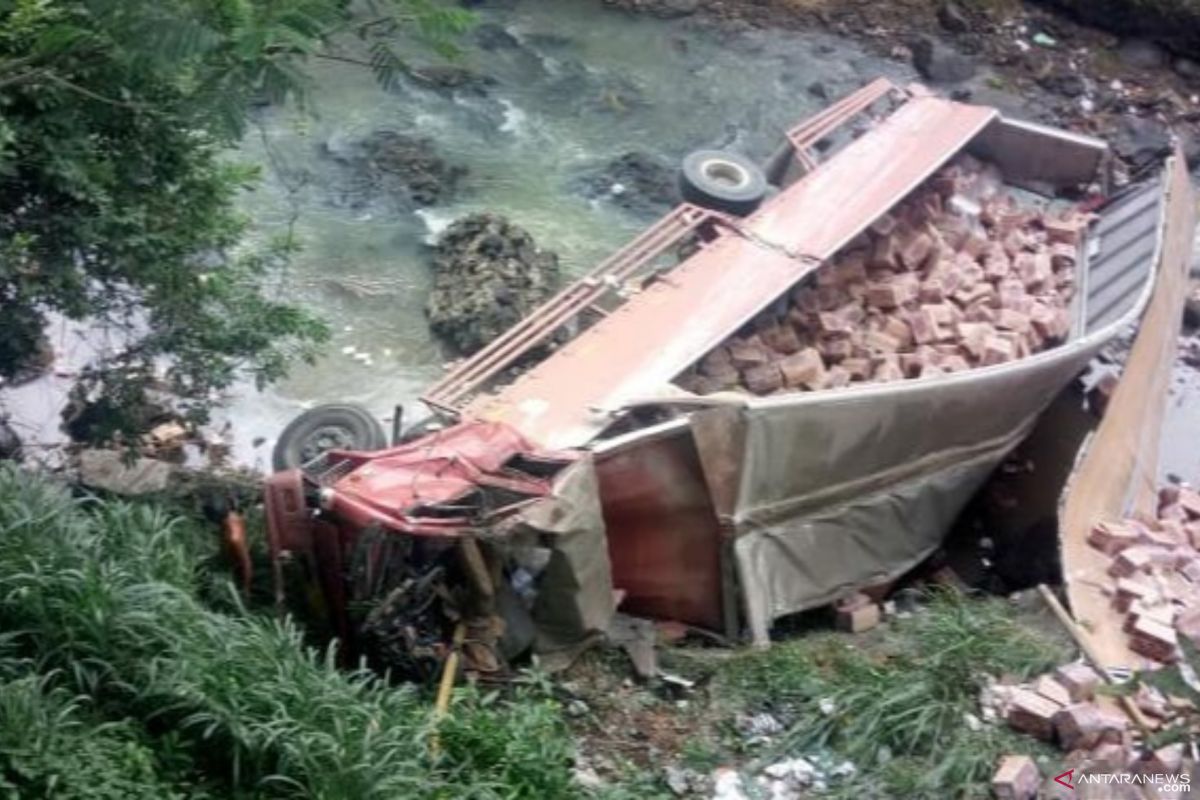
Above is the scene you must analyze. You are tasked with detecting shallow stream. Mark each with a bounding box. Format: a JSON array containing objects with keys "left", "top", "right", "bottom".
[{"left": 215, "top": 0, "right": 914, "bottom": 467}]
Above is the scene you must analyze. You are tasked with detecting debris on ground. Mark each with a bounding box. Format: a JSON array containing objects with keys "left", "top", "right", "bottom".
[
  {"left": 676, "top": 154, "right": 1082, "bottom": 396},
  {"left": 426, "top": 213, "right": 560, "bottom": 354},
  {"left": 701, "top": 752, "right": 858, "bottom": 800}
]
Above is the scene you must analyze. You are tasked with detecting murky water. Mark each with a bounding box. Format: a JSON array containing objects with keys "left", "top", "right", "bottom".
[
  {"left": 202, "top": 0, "right": 915, "bottom": 467},
  {"left": 6, "top": 0, "right": 1194, "bottom": 481}
]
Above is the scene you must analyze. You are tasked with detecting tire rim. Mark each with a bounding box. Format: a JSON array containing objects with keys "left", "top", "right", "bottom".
[
  {"left": 298, "top": 424, "right": 357, "bottom": 463},
  {"left": 700, "top": 158, "right": 750, "bottom": 189}
]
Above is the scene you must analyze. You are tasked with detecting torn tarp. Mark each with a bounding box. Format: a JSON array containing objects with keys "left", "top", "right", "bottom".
[
  {"left": 496, "top": 455, "right": 616, "bottom": 656},
  {"left": 692, "top": 317, "right": 1144, "bottom": 643}
]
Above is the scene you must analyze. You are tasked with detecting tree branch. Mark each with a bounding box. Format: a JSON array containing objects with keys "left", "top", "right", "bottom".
[
  {"left": 311, "top": 52, "right": 376, "bottom": 69},
  {"left": 42, "top": 72, "right": 147, "bottom": 111}
]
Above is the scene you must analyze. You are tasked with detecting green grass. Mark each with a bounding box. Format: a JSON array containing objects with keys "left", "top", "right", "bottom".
[
  {"left": 715, "top": 591, "right": 1064, "bottom": 799},
  {"left": 0, "top": 667, "right": 218, "bottom": 800},
  {"left": 0, "top": 466, "right": 577, "bottom": 799},
  {"left": 0, "top": 465, "right": 1079, "bottom": 799}
]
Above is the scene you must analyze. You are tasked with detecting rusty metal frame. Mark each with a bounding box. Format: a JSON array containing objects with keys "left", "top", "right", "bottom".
[
  {"left": 421, "top": 203, "right": 732, "bottom": 414},
  {"left": 422, "top": 79, "right": 909, "bottom": 417},
  {"left": 785, "top": 77, "right": 903, "bottom": 172}
]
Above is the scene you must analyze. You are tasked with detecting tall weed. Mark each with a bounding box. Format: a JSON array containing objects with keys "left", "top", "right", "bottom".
[{"left": 0, "top": 467, "right": 577, "bottom": 799}]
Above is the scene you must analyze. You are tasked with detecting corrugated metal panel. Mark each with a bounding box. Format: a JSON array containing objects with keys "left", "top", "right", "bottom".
[{"left": 1084, "top": 179, "right": 1164, "bottom": 332}]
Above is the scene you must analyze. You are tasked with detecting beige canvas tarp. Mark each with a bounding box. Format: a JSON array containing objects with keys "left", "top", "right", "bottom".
[
  {"left": 690, "top": 164, "right": 1177, "bottom": 642},
  {"left": 498, "top": 455, "right": 616, "bottom": 655}
]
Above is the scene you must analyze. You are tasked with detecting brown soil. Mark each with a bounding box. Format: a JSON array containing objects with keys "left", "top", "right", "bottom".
[{"left": 604, "top": 0, "right": 1200, "bottom": 176}]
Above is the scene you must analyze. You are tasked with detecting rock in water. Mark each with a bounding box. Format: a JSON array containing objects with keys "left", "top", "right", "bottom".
[
  {"left": 323, "top": 130, "right": 465, "bottom": 209},
  {"left": 652, "top": 0, "right": 699, "bottom": 18},
  {"left": 0, "top": 419, "right": 21, "bottom": 461},
  {"left": 426, "top": 214, "right": 560, "bottom": 355},
  {"left": 575, "top": 151, "right": 680, "bottom": 216}
]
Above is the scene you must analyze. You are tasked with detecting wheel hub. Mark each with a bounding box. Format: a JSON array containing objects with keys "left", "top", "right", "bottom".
[{"left": 299, "top": 424, "right": 357, "bottom": 463}]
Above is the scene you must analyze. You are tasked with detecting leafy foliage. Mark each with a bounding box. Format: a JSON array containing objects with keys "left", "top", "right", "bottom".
[
  {"left": 717, "top": 591, "right": 1062, "bottom": 799},
  {"left": 0, "top": 672, "right": 217, "bottom": 800},
  {"left": 0, "top": 0, "right": 471, "bottom": 441},
  {"left": 0, "top": 465, "right": 578, "bottom": 799}
]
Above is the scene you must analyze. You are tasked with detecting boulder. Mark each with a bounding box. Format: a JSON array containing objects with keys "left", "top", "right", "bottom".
[
  {"left": 426, "top": 214, "right": 560, "bottom": 355},
  {"left": 1175, "top": 56, "right": 1200, "bottom": 81},
  {"left": 575, "top": 151, "right": 680, "bottom": 215},
  {"left": 79, "top": 450, "right": 173, "bottom": 496},
  {"left": 473, "top": 22, "right": 522, "bottom": 51},
  {"left": 0, "top": 419, "right": 21, "bottom": 461},
  {"left": 910, "top": 37, "right": 977, "bottom": 84},
  {"left": 409, "top": 65, "right": 496, "bottom": 95},
  {"left": 651, "top": 0, "right": 699, "bottom": 18},
  {"left": 1111, "top": 116, "right": 1171, "bottom": 170},
  {"left": 937, "top": 1, "right": 971, "bottom": 34},
  {"left": 1117, "top": 38, "right": 1169, "bottom": 70},
  {"left": 324, "top": 130, "right": 466, "bottom": 209},
  {"left": 1037, "top": 68, "right": 1086, "bottom": 98}
]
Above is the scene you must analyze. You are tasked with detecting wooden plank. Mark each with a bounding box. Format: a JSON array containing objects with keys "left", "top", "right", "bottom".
[{"left": 1059, "top": 147, "right": 1196, "bottom": 670}]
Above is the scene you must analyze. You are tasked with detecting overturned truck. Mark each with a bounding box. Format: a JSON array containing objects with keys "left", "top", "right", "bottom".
[{"left": 266, "top": 79, "right": 1187, "bottom": 672}]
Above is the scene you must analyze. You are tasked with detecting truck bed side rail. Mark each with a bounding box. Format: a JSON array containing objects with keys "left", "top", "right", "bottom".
[{"left": 421, "top": 203, "right": 731, "bottom": 414}]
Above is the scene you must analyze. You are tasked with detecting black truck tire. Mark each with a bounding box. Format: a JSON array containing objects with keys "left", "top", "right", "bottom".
[
  {"left": 272, "top": 403, "right": 388, "bottom": 472},
  {"left": 679, "top": 149, "right": 768, "bottom": 216}
]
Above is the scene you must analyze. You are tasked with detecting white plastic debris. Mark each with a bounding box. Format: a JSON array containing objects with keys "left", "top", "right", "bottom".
[
  {"left": 1080, "top": 97, "right": 1095, "bottom": 113},
  {"left": 818, "top": 698, "right": 837, "bottom": 716},
  {"left": 573, "top": 767, "right": 604, "bottom": 790},
  {"left": 712, "top": 767, "right": 749, "bottom": 800},
  {"left": 763, "top": 757, "right": 815, "bottom": 785},
  {"left": 737, "top": 711, "right": 784, "bottom": 738},
  {"left": 948, "top": 194, "right": 982, "bottom": 220},
  {"left": 340, "top": 345, "right": 356, "bottom": 355}
]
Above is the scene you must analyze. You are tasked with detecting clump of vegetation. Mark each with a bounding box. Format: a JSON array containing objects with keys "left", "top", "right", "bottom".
[
  {"left": 0, "top": 669, "right": 218, "bottom": 799},
  {"left": 717, "top": 592, "right": 1063, "bottom": 799},
  {"left": 0, "top": 0, "right": 471, "bottom": 442},
  {"left": 0, "top": 466, "right": 575, "bottom": 799}
]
